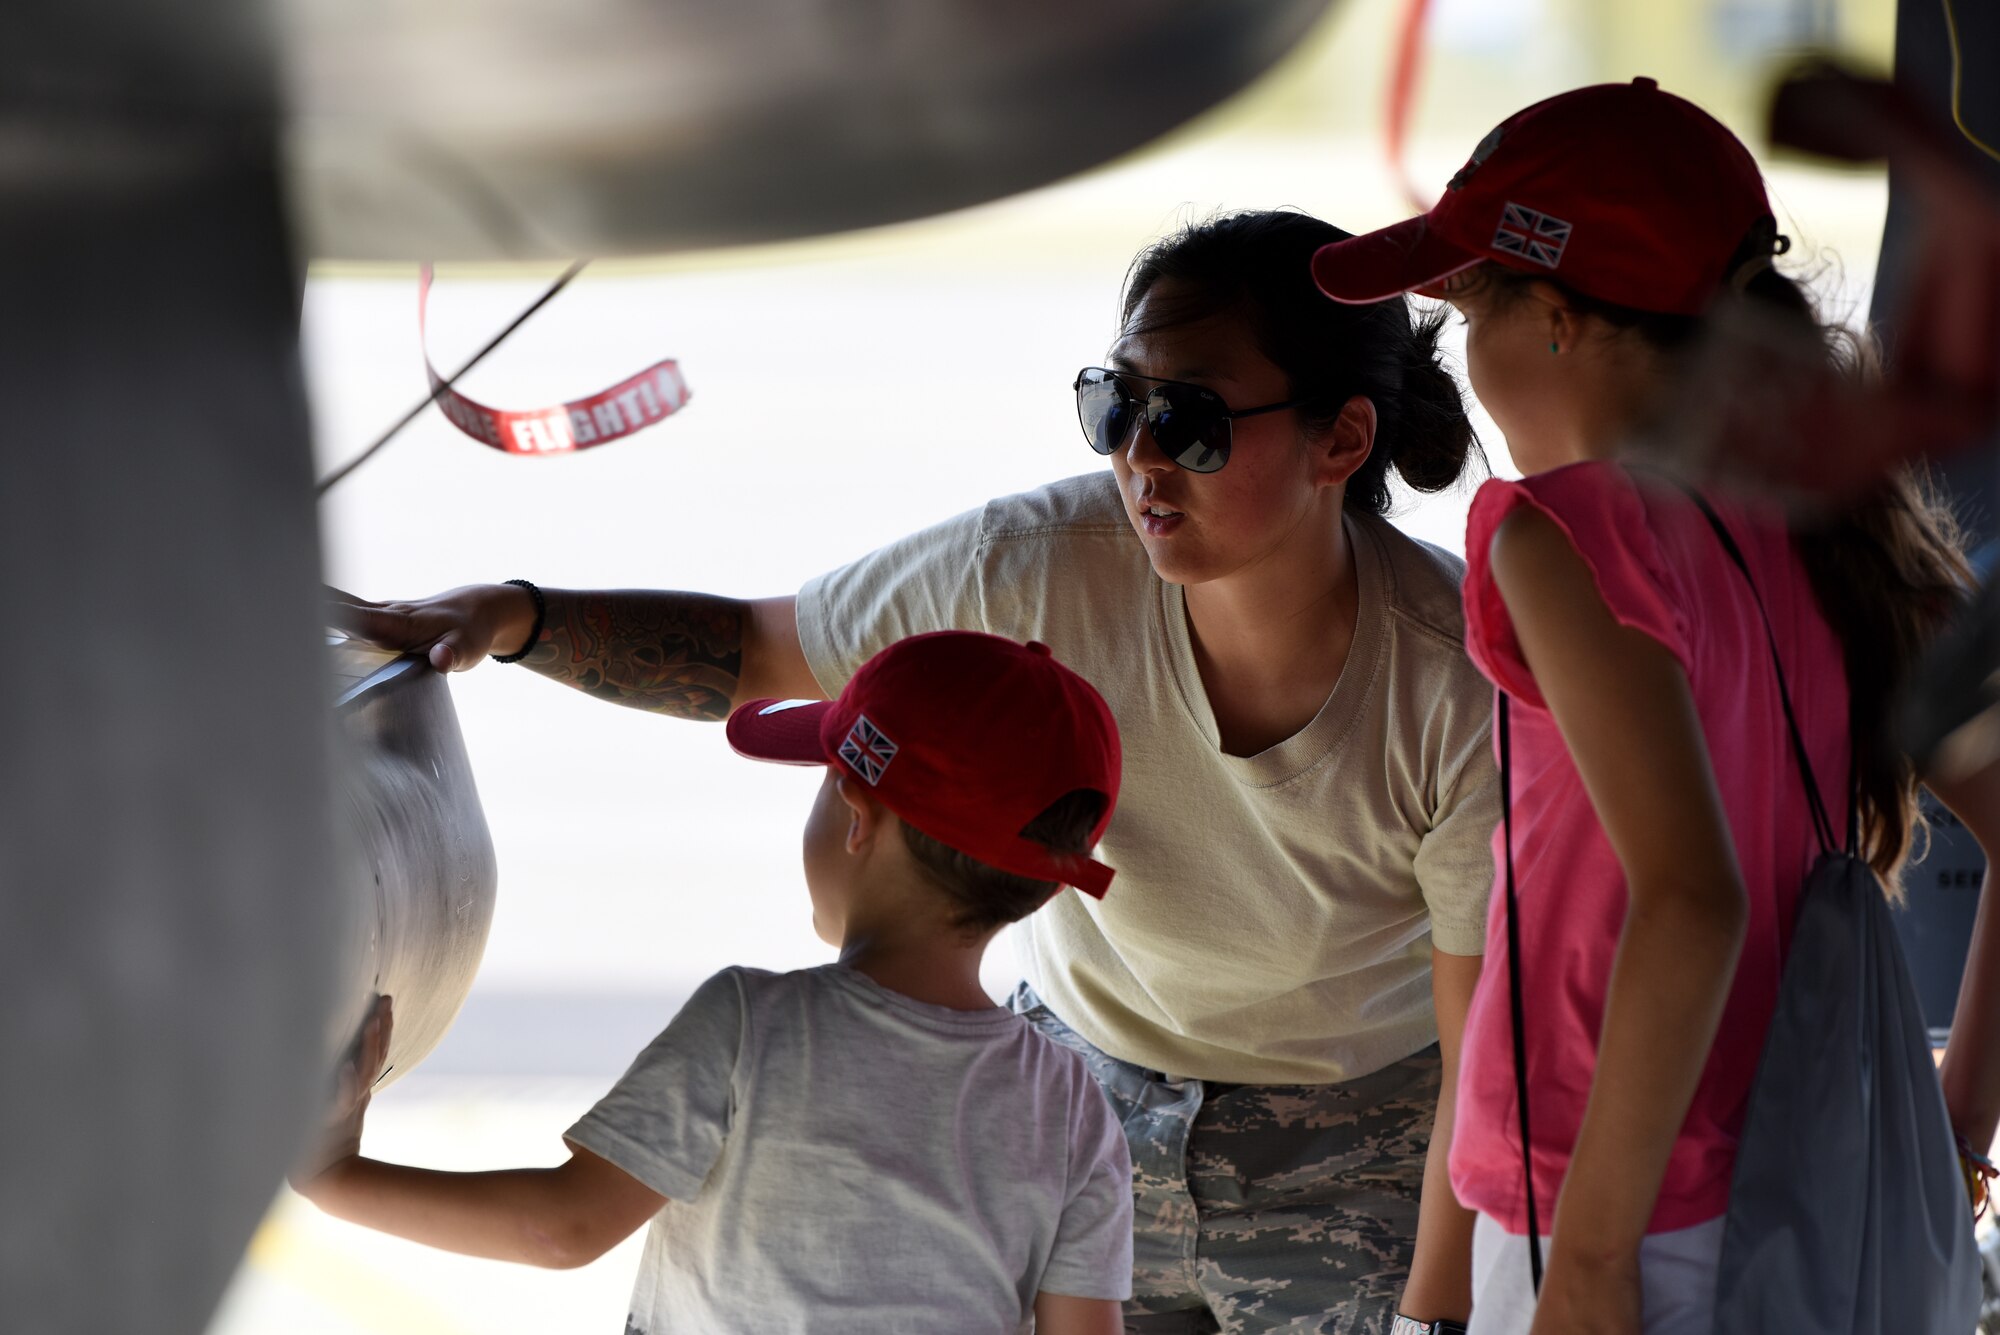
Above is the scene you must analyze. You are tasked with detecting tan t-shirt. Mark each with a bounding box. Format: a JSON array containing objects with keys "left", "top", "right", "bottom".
[{"left": 797, "top": 473, "right": 1496, "bottom": 1085}]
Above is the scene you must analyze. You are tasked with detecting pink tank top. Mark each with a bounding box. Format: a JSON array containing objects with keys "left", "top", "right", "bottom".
[{"left": 1450, "top": 461, "right": 1851, "bottom": 1234}]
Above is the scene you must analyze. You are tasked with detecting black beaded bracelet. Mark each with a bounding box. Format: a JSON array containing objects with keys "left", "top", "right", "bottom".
[{"left": 491, "top": 579, "right": 546, "bottom": 664}]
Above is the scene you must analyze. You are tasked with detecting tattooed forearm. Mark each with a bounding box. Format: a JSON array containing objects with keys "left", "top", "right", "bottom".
[{"left": 521, "top": 590, "right": 745, "bottom": 721}]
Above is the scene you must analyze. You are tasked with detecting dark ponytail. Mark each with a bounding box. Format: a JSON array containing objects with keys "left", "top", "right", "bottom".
[{"left": 1120, "top": 210, "right": 1484, "bottom": 516}]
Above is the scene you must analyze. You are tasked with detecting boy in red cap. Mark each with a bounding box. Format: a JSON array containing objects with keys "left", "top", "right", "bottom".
[{"left": 294, "top": 631, "right": 1134, "bottom": 1334}]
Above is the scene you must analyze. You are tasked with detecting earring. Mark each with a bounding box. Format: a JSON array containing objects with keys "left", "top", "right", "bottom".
[{"left": 1548, "top": 340, "right": 1559, "bottom": 355}]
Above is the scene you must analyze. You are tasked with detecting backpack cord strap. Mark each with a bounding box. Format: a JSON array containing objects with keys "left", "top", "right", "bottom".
[
  {"left": 1496, "top": 482, "right": 1836, "bottom": 1294},
  {"left": 1499, "top": 693, "right": 1545, "bottom": 1289},
  {"left": 1679, "top": 488, "right": 1840, "bottom": 856},
  {"left": 1846, "top": 752, "right": 1861, "bottom": 858}
]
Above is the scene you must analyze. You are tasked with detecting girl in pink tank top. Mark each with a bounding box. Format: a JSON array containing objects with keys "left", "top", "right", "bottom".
[{"left": 1313, "top": 80, "right": 1987, "bottom": 1335}]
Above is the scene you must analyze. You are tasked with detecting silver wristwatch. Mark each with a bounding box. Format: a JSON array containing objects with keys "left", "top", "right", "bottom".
[{"left": 1391, "top": 1317, "right": 1469, "bottom": 1335}]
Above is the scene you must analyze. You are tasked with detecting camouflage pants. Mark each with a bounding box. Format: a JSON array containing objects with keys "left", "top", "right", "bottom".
[{"left": 1012, "top": 986, "right": 1439, "bottom": 1335}]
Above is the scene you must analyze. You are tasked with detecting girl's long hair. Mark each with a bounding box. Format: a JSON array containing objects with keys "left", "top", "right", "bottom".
[{"left": 1485, "top": 252, "right": 1971, "bottom": 887}]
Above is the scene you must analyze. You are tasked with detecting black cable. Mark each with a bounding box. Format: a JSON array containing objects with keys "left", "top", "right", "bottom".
[
  {"left": 315, "top": 260, "right": 590, "bottom": 496},
  {"left": 1500, "top": 694, "right": 1545, "bottom": 1291}
]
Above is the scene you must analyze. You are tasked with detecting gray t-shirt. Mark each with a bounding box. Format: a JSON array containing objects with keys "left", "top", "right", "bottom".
[{"left": 565, "top": 964, "right": 1134, "bottom": 1334}]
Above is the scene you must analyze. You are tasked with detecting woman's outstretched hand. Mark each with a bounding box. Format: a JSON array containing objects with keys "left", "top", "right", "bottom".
[{"left": 326, "top": 584, "right": 539, "bottom": 672}]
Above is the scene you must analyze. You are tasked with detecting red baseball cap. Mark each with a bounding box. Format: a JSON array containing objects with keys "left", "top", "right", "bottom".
[
  {"left": 1312, "top": 78, "right": 1774, "bottom": 317},
  {"left": 726, "top": 631, "right": 1121, "bottom": 897}
]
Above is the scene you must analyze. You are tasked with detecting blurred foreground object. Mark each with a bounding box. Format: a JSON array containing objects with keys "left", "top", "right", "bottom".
[
  {"left": 1863, "top": 1, "right": 2000, "bottom": 796},
  {"left": 1725, "top": 40, "right": 2000, "bottom": 1050},
  {"left": 1669, "top": 62, "right": 2000, "bottom": 510},
  {"left": 1, "top": 1, "right": 1338, "bottom": 1330},
  {"left": 328, "top": 644, "right": 498, "bottom": 1092},
  {"left": 1769, "top": 57, "right": 2000, "bottom": 1048},
  {"left": 1864, "top": 2, "right": 2000, "bottom": 1052},
  {"left": 1661, "top": 62, "right": 2000, "bottom": 769},
  {"left": 285, "top": 0, "right": 1336, "bottom": 260},
  {"left": 0, "top": 53, "right": 343, "bottom": 1335}
]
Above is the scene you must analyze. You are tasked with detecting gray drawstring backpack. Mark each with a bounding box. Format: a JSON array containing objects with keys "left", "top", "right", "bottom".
[{"left": 1498, "top": 488, "right": 1979, "bottom": 1331}]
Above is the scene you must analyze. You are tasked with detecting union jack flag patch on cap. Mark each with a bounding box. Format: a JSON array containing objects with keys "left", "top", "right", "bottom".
[
  {"left": 1493, "top": 202, "right": 1572, "bottom": 269},
  {"left": 838, "top": 715, "right": 899, "bottom": 786}
]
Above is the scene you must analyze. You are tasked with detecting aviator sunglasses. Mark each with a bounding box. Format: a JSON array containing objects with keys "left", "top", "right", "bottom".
[{"left": 1072, "top": 367, "right": 1312, "bottom": 474}]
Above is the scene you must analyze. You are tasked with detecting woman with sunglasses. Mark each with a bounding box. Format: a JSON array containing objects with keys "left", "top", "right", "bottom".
[
  {"left": 1312, "top": 80, "right": 1992, "bottom": 1334},
  {"left": 336, "top": 208, "right": 1496, "bottom": 1333}
]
